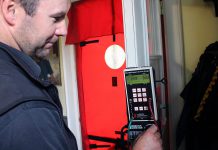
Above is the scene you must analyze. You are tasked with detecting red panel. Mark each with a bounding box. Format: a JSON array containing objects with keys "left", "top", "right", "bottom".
[{"left": 80, "top": 34, "right": 127, "bottom": 149}]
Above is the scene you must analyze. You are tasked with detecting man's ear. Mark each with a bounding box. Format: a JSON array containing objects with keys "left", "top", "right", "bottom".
[{"left": 1, "top": 0, "right": 17, "bottom": 25}]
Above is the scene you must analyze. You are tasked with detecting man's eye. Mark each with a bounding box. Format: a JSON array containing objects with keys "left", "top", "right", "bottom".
[{"left": 53, "top": 16, "right": 64, "bottom": 23}]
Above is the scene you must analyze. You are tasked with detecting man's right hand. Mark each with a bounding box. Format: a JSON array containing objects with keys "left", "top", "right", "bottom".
[{"left": 132, "top": 125, "right": 163, "bottom": 150}]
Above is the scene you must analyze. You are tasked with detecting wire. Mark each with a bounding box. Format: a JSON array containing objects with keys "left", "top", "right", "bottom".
[
  {"left": 127, "top": 118, "right": 133, "bottom": 141},
  {"left": 148, "top": 98, "right": 159, "bottom": 131}
]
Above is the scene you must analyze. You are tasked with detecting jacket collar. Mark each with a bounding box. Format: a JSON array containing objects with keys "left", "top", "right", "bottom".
[{"left": 0, "top": 42, "right": 51, "bottom": 87}]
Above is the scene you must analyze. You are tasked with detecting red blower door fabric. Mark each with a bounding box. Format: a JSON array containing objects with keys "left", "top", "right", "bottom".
[
  {"left": 76, "top": 34, "right": 127, "bottom": 149},
  {"left": 66, "top": 0, "right": 123, "bottom": 44}
]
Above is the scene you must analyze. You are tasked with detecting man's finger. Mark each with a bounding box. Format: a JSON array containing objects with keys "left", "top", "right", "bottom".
[{"left": 146, "top": 124, "right": 158, "bottom": 134}]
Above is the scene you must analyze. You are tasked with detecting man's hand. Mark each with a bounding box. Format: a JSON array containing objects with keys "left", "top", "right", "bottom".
[{"left": 133, "top": 125, "right": 163, "bottom": 150}]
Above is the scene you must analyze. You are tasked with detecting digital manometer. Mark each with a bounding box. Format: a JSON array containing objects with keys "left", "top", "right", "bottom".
[{"left": 124, "top": 67, "right": 158, "bottom": 141}]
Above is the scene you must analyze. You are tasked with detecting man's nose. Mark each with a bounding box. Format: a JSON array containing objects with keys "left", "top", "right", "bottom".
[{"left": 55, "top": 20, "right": 67, "bottom": 36}]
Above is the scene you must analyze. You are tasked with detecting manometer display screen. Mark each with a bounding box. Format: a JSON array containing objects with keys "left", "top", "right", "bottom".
[{"left": 126, "top": 73, "right": 150, "bottom": 85}]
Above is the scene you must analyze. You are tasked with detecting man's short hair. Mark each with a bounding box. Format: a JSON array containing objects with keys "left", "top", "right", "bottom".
[{"left": 19, "top": 0, "right": 40, "bottom": 16}]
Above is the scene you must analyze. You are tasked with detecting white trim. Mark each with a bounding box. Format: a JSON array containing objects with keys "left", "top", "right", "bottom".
[
  {"left": 150, "top": 0, "right": 163, "bottom": 55},
  {"left": 61, "top": 38, "right": 83, "bottom": 150},
  {"left": 122, "top": 0, "right": 150, "bottom": 67},
  {"left": 162, "top": 0, "right": 185, "bottom": 150},
  {"left": 122, "top": 0, "right": 137, "bottom": 67}
]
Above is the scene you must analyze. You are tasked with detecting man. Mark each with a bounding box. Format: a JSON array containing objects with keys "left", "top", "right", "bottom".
[
  {"left": 0, "top": 0, "right": 162, "bottom": 150},
  {"left": 0, "top": 0, "right": 77, "bottom": 149}
]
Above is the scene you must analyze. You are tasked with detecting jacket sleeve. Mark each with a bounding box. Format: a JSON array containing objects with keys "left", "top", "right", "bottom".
[{"left": 0, "top": 102, "right": 76, "bottom": 150}]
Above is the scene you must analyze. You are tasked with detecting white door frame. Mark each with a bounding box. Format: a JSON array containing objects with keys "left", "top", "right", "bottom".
[
  {"left": 61, "top": 38, "right": 83, "bottom": 150},
  {"left": 122, "top": 0, "right": 150, "bottom": 67},
  {"left": 162, "top": 0, "right": 185, "bottom": 150}
]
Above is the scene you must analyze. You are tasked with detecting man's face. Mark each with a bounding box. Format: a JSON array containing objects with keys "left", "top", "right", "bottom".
[{"left": 14, "top": 0, "right": 70, "bottom": 57}]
